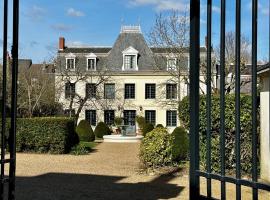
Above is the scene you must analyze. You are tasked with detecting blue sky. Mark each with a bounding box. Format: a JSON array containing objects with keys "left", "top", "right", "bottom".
[{"left": 0, "top": 0, "right": 269, "bottom": 63}]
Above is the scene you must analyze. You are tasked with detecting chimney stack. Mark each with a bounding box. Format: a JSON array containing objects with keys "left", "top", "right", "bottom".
[{"left": 59, "top": 37, "right": 65, "bottom": 50}]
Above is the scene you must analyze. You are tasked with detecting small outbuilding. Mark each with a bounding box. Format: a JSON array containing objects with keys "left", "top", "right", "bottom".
[{"left": 258, "top": 63, "right": 270, "bottom": 183}]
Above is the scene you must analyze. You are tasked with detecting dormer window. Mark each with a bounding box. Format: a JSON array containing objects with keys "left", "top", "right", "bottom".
[
  {"left": 65, "top": 53, "right": 76, "bottom": 70},
  {"left": 167, "top": 57, "right": 177, "bottom": 71},
  {"left": 122, "top": 46, "right": 138, "bottom": 71},
  {"left": 86, "top": 53, "right": 97, "bottom": 71}
]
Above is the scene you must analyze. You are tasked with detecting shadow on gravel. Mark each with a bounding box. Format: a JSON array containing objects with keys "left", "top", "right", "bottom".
[{"left": 14, "top": 171, "right": 184, "bottom": 200}]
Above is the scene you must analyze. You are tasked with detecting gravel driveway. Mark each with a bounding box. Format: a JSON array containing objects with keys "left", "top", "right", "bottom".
[{"left": 13, "top": 142, "right": 185, "bottom": 200}]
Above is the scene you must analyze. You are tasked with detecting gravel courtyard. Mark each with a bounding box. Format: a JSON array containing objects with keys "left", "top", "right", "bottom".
[{"left": 12, "top": 142, "right": 270, "bottom": 200}]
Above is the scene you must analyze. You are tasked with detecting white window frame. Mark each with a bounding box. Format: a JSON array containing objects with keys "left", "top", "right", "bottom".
[
  {"left": 65, "top": 53, "right": 76, "bottom": 70},
  {"left": 166, "top": 54, "right": 177, "bottom": 71},
  {"left": 122, "top": 46, "right": 139, "bottom": 71},
  {"left": 86, "top": 53, "right": 97, "bottom": 71}
]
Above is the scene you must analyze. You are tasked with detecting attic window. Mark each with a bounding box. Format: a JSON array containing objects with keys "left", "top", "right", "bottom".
[
  {"left": 86, "top": 53, "right": 97, "bottom": 71},
  {"left": 167, "top": 58, "right": 177, "bottom": 71},
  {"left": 65, "top": 53, "right": 76, "bottom": 70},
  {"left": 122, "top": 46, "right": 138, "bottom": 71}
]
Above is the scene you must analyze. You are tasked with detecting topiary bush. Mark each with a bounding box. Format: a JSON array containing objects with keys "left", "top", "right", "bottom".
[
  {"left": 156, "top": 124, "right": 164, "bottom": 128},
  {"left": 76, "top": 120, "right": 95, "bottom": 142},
  {"left": 179, "top": 94, "right": 256, "bottom": 174},
  {"left": 114, "top": 117, "right": 123, "bottom": 128},
  {"left": 171, "top": 127, "right": 189, "bottom": 162},
  {"left": 13, "top": 117, "right": 78, "bottom": 154},
  {"left": 136, "top": 116, "right": 146, "bottom": 130},
  {"left": 94, "top": 122, "right": 111, "bottom": 139},
  {"left": 142, "top": 123, "right": 154, "bottom": 136},
  {"left": 140, "top": 128, "right": 173, "bottom": 168}
]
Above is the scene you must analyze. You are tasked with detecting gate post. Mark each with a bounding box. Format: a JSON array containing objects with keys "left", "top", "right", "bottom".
[{"left": 189, "top": 0, "right": 200, "bottom": 199}]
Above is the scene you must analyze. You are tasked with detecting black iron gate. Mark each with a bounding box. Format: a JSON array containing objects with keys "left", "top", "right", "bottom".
[
  {"left": 1, "top": 0, "right": 19, "bottom": 199},
  {"left": 190, "top": 0, "right": 270, "bottom": 199}
]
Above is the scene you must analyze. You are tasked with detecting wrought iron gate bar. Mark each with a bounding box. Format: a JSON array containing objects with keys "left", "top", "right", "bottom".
[
  {"left": 1, "top": 0, "right": 9, "bottom": 199},
  {"left": 9, "top": 0, "right": 20, "bottom": 199},
  {"left": 197, "top": 171, "right": 270, "bottom": 191},
  {"left": 189, "top": 0, "right": 200, "bottom": 199},
  {"left": 206, "top": 0, "right": 212, "bottom": 198},
  {"left": 251, "top": 0, "right": 258, "bottom": 199},
  {"left": 219, "top": 0, "right": 226, "bottom": 199},
  {"left": 190, "top": 0, "right": 270, "bottom": 199}
]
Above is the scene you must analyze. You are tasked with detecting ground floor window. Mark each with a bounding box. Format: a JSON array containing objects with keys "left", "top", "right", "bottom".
[
  {"left": 145, "top": 110, "right": 156, "bottom": 125},
  {"left": 123, "top": 110, "right": 136, "bottom": 126},
  {"left": 64, "top": 109, "right": 75, "bottom": 117},
  {"left": 166, "top": 110, "right": 177, "bottom": 127},
  {"left": 85, "top": 110, "right": 96, "bottom": 126},
  {"left": 104, "top": 110, "right": 115, "bottom": 126}
]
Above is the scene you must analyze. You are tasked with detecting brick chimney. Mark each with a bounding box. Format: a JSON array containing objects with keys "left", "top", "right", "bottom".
[{"left": 59, "top": 37, "right": 65, "bottom": 50}]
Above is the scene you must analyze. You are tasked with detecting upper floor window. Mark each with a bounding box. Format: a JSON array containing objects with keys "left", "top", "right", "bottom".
[
  {"left": 65, "top": 82, "right": 75, "bottom": 99},
  {"left": 86, "top": 53, "right": 97, "bottom": 71},
  {"left": 125, "top": 84, "right": 135, "bottom": 99},
  {"left": 104, "top": 84, "right": 115, "bottom": 99},
  {"left": 167, "top": 58, "right": 177, "bottom": 71},
  {"left": 65, "top": 53, "right": 76, "bottom": 70},
  {"left": 122, "top": 46, "right": 138, "bottom": 71},
  {"left": 86, "top": 83, "right": 96, "bottom": 99},
  {"left": 166, "top": 84, "right": 177, "bottom": 99},
  {"left": 145, "top": 84, "right": 156, "bottom": 99}
]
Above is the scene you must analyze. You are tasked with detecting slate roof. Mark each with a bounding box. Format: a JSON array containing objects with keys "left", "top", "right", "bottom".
[
  {"left": 60, "top": 47, "right": 111, "bottom": 54},
  {"left": 257, "top": 63, "right": 269, "bottom": 74}
]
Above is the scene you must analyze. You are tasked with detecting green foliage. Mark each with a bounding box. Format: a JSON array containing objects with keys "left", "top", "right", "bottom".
[
  {"left": 156, "top": 124, "right": 164, "bottom": 128},
  {"left": 70, "top": 141, "right": 96, "bottom": 155},
  {"left": 76, "top": 120, "right": 95, "bottom": 142},
  {"left": 114, "top": 117, "right": 123, "bottom": 127},
  {"left": 94, "top": 122, "right": 111, "bottom": 139},
  {"left": 179, "top": 94, "right": 255, "bottom": 174},
  {"left": 171, "top": 127, "right": 189, "bottom": 161},
  {"left": 13, "top": 117, "right": 79, "bottom": 154},
  {"left": 142, "top": 123, "right": 154, "bottom": 136},
  {"left": 136, "top": 116, "right": 146, "bottom": 129},
  {"left": 140, "top": 128, "right": 173, "bottom": 168}
]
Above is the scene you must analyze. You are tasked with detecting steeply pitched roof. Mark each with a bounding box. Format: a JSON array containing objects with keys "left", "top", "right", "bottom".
[
  {"left": 257, "top": 63, "right": 269, "bottom": 74},
  {"left": 60, "top": 47, "right": 111, "bottom": 54},
  {"left": 106, "top": 32, "right": 156, "bottom": 70}
]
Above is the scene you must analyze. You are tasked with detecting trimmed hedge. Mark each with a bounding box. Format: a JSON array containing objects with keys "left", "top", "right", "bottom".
[
  {"left": 156, "top": 124, "right": 164, "bottom": 128},
  {"left": 142, "top": 123, "right": 154, "bottom": 136},
  {"left": 171, "top": 127, "right": 189, "bottom": 161},
  {"left": 94, "top": 122, "right": 111, "bottom": 138},
  {"left": 76, "top": 120, "right": 95, "bottom": 142},
  {"left": 140, "top": 128, "right": 173, "bottom": 168},
  {"left": 136, "top": 116, "right": 146, "bottom": 130},
  {"left": 179, "top": 94, "right": 255, "bottom": 174},
  {"left": 11, "top": 117, "right": 78, "bottom": 154}
]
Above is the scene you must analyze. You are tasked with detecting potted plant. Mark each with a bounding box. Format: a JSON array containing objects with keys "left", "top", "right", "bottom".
[
  {"left": 135, "top": 115, "right": 146, "bottom": 135},
  {"left": 114, "top": 117, "right": 123, "bottom": 134}
]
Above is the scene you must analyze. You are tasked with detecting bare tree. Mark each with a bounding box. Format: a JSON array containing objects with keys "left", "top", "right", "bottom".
[{"left": 215, "top": 31, "right": 252, "bottom": 94}]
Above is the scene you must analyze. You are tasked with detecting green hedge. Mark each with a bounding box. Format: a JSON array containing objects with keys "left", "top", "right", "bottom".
[
  {"left": 94, "top": 122, "right": 111, "bottom": 138},
  {"left": 3, "top": 117, "right": 78, "bottom": 154},
  {"left": 171, "top": 127, "right": 189, "bottom": 161},
  {"left": 76, "top": 120, "right": 95, "bottom": 142},
  {"left": 179, "top": 94, "right": 256, "bottom": 174},
  {"left": 142, "top": 123, "right": 154, "bottom": 136}
]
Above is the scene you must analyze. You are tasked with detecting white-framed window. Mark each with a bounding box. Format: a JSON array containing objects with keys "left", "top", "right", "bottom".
[
  {"left": 167, "top": 58, "right": 177, "bottom": 71},
  {"left": 122, "top": 46, "right": 138, "bottom": 70},
  {"left": 65, "top": 53, "right": 76, "bottom": 70},
  {"left": 166, "top": 110, "right": 177, "bottom": 127},
  {"left": 86, "top": 53, "right": 97, "bottom": 71}
]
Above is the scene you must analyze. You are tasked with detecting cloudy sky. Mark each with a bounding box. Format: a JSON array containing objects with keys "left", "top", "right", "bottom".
[{"left": 0, "top": 0, "right": 269, "bottom": 63}]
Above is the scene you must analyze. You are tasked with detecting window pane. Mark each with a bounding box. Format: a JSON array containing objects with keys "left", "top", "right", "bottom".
[
  {"left": 86, "top": 83, "right": 96, "bottom": 98},
  {"left": 145, "top": 84, "right": 156, "bottom": 99},
  {"left": 145, "top": 110, "right": 156, "bottom": 125},
  {"left": 123, "top": 110, "right": 136, "bottom": 126},
  {"left": 104, "top": 84, "right": 115, "bottom": 99},
  {"left": 85, "top": 110, "right": 96, "bottom": 126},
  {"left": 166, "top": 84, "right": 177, "bottom": 99},
  {"left": 65, "top": 82, "right": 75, "bottom": 99},
  {"left": 166, "top": 110, "right": 177, "bottom": 127},
  {"left": 67, "top": 59, "right": 75, "bottom": 69},
  {"left": 125, "top": 84, "right": 135, "bottom": 99},
  {"left": 124, "top": 55, "right": 136, "bottom": 70},
  {"left": 104, "top": 110, "right": 115, "bottom": 126},
  {"left": 87, "top": 59, "right": 95, "bottom": 70}
]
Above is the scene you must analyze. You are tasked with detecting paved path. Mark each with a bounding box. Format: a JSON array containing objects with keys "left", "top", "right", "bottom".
[{"left": 13, "top": 142, "right": 186, "bottom": 200}]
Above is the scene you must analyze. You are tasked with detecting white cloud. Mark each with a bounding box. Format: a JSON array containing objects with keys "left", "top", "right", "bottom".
[
  {"left": 129, "top": 0, "right": 189, "bottom": 12},
  {"left": 66, "top": 41, "right": 88, "bottom": 47},
  {"left": 67, "top": 8, "right": 85, "bottom": 17},
  {"left": 24, "top": 5, "right": 46, "bottom": 21}
]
